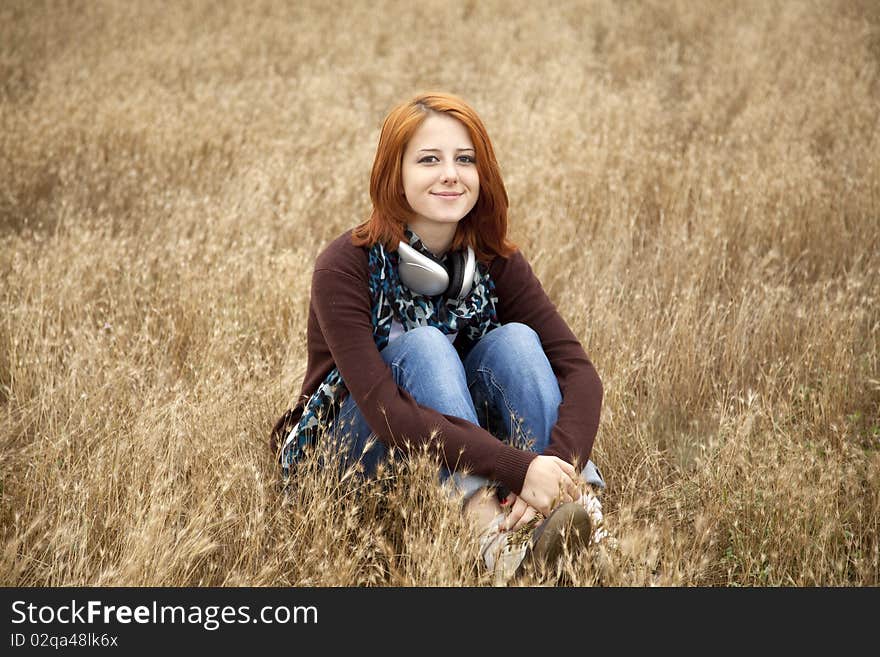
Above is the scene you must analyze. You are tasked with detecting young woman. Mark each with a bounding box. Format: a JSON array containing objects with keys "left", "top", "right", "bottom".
[{"left": 270, "top": 92, "right": 608, "bottom": 584}]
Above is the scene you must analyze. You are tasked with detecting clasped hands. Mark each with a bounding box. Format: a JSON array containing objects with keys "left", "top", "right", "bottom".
[{"left": 501, "top": 455, "right": 581, "bottom": 531}]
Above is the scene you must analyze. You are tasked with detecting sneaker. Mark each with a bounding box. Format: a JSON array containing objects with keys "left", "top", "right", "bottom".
[
  {"left": 479, "top": 513, "right": 525, "bottom": 586},
  {"left": 525, "top": 502, "right": 593, "bottom": 574},
  {"left": 576, "top": 488, "right": 616, "bottom": 548},
  {"left": 480, "top": 502, "right": 593, "bottom": 585}
]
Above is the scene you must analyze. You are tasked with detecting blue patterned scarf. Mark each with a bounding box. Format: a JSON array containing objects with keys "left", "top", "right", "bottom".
[{"left": 280, "top": 230, "right": 500, "bottom": 472}]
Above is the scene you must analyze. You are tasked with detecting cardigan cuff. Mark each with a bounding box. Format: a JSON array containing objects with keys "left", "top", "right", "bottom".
[{"left": 493, "top": 445, "right": 538, "bottom": 495}]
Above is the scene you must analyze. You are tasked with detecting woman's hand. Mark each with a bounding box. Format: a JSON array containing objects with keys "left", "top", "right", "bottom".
[
  {"left": 500, "top": 493, "right": 539, "bottom": 531},
  {"left": 517, "top": 455, "right": 580, "bottom": 517}
]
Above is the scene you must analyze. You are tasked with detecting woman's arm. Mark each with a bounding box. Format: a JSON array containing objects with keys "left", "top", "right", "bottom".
[{"left": 490, "top": 250, "right": 604, "bottom": 469}]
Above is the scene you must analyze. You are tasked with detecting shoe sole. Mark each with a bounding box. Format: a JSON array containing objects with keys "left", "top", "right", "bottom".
[{"left": 515, "top": 502, "right": 592, "bottom": 579}]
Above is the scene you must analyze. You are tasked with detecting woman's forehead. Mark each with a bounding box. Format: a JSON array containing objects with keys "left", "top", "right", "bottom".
[{"left": 408, "top": 113, "right": 474, "bottom": 149}]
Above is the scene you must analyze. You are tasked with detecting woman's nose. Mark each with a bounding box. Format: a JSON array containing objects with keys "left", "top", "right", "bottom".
[{"left": 441, "top": 162, "right": 458, "bottom": 183}]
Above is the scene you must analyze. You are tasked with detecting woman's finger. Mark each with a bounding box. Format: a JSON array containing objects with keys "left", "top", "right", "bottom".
[
  {"left": 503, "top": 497, "right": 529, "bottom": 531},
  {"left": 510, "top": 504, "right": 538, "bottom": 531},
  {"left": 564, "top": 465, "right": 578, "bottom": 480},
  {"left": 552, "top": 462, "right": 580, "bottom": 500},
  {"left": 555, "top": 457, "right": 579, "bottom": 483}
]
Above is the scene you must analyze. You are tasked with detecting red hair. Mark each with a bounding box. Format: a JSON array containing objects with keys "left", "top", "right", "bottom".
[{"left": 352, "top": 92, "right": 516, "bottom": 262}]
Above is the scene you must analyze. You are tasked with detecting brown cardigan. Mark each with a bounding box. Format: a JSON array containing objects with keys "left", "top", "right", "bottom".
[{"left": 270, "top": 229, "right": 603, "bottom": 495}]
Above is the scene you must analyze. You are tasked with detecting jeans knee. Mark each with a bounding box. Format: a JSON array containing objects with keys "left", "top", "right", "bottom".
[
  {"left": 392, "top": 326, "right": 458, "bottom": 370},
  {"left": 494, "top": 322, "right": 539, "bottom": 351},
  {"left": 484, "top": 323, "right": 543, "bottom": 365},
  {"left": 398, "top": 325, "right": 455, "bottom": 355},
  {"left": 475, "top": 321, "right": 560, "bottom": 412},
  {"left": 389, "top": 326, "right": 466, "bottom": 389}
]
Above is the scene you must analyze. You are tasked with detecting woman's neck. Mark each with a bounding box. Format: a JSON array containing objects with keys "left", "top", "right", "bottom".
[{"left": 407, "top": 220, "right": 457, "bottom": 258}]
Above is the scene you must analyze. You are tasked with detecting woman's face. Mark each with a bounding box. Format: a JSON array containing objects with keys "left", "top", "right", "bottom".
[{"left": 401, "top": 113, "right": 480, "bottom": 232}]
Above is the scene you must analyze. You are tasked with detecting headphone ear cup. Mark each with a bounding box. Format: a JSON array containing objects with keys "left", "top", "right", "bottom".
[{"left": 444, "top": 250, "right": 466, "bottom": 300}]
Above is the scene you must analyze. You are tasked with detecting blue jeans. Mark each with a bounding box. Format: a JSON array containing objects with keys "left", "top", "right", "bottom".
[{"left": 333, "top": 323, "right": 604, "bottom": 500}]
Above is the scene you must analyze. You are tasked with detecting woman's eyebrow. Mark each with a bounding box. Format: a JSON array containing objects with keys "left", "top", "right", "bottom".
[{"left": 418, "top": 147, "right": 476, "bottom": 152}]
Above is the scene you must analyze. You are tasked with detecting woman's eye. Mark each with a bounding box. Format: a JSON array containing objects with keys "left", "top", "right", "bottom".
[{"left": 417, "top": 154, "right": 475, "bottom": 164}]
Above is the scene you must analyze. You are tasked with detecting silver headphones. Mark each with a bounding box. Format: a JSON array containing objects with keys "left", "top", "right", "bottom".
[{"left": 397, "top": 241, "right": 476, "bottom": 300}]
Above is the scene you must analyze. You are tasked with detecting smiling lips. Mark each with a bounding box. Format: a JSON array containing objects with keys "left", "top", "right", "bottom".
[{"left": 432, "top": 192, "right": 463, "bottom": 198}]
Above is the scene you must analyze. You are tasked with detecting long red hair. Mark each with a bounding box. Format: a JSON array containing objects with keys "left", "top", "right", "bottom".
[{"left": 352, "top": 92, "right": 516, "bottom": 262}]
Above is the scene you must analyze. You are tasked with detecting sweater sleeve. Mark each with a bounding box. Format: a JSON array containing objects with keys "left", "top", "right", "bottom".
[
  {"left": 310, "top": 265, "right": 537, "bottom": 494},
  {"left": 490, "top": 250, "right": 603, "bottom": 469}
]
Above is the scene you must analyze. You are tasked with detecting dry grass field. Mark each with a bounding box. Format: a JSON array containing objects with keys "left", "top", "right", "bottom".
[{"left": 1, "top": 0, "right": 878, "bottom": 586}]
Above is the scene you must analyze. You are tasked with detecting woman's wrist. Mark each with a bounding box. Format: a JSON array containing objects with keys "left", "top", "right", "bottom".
[{"left": 493, "top": 443, "right": 537, "bottom": 496}]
